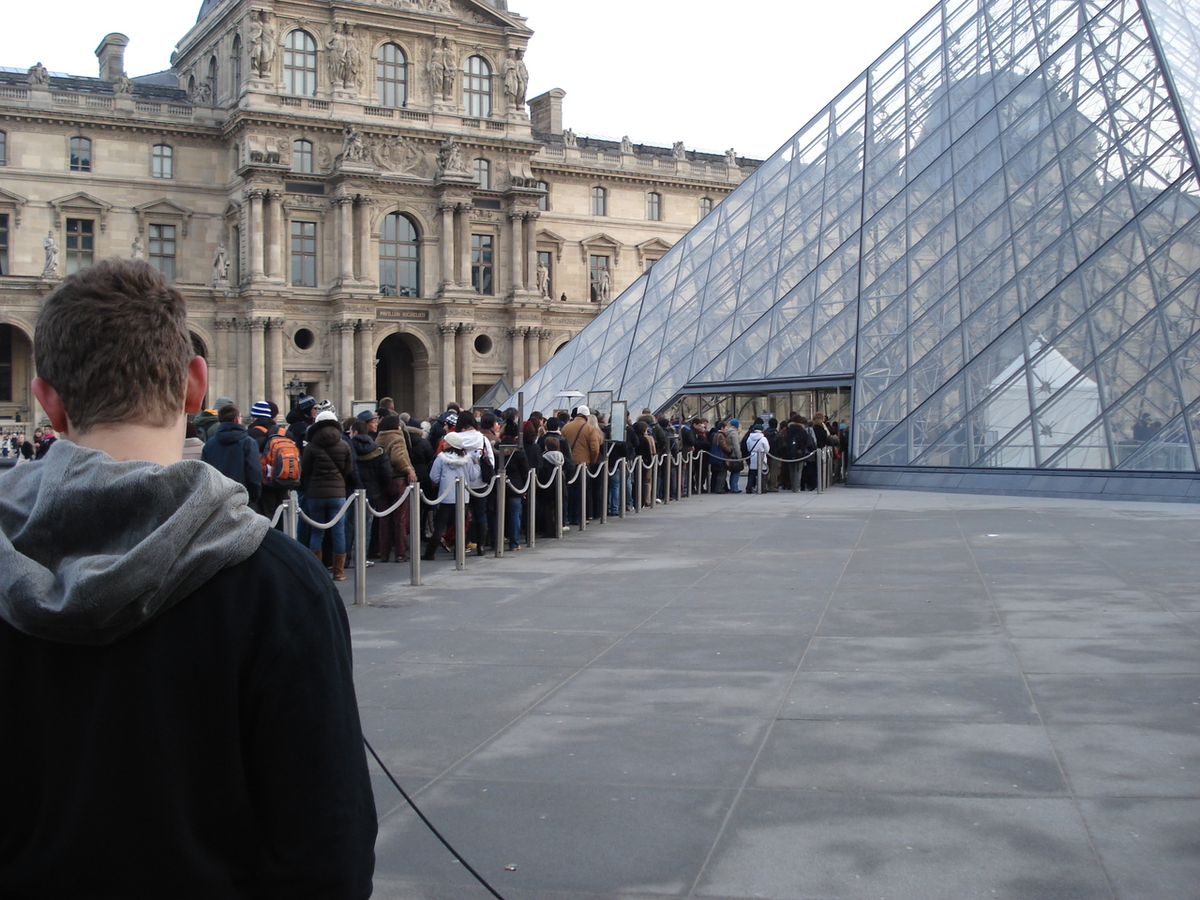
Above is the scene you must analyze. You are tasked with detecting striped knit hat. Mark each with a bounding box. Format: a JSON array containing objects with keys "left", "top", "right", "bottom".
[{"left": 250, "top": 400, "right": 273, "bottom": 419}]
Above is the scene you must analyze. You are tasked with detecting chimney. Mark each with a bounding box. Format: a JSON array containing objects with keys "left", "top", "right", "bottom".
[
  {"left": 95, "top": 33, "right": 130, "bottom": 82},
  {"left": 528, "top": 88, "right": 565, "bottom": 136}
]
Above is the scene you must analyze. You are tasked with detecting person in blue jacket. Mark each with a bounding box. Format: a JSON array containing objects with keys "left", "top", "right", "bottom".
[{"left": 201, "top": 403, "right": 262, "bottom": 505}]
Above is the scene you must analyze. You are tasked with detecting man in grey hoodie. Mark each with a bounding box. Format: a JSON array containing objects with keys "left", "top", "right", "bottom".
[{"left": 0, "top": 259, "right": 376, "bottom": 899}]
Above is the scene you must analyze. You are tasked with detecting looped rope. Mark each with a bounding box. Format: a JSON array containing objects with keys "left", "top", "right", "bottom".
[
  {"left": 369, "top": 482, "right": 414, "bottom": 518},
  {"left": 419, "top": 482, "right": 458, "bottom": 508},
  {"left": 268, "top": 500, "right": 289, "bottom": 528},
  {"left": 535, "top": 466, "right": 562, "bottom": 490},
  {"left": 564, "top": 464, "right": 584, "bottom": 486},
  {"left": 505, "top": 469, "right": 534, "bottom": 495},
  {"left": 296, "top": 493, "right": 357, "bottom": 529},
  {"left": 466, "top": 474, "right": 498, "bottom": 499}
]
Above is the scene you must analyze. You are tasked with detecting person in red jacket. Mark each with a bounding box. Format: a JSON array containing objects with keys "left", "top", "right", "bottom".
[{"left": 0, "top": 258, "right": 376, "bottom": 899}]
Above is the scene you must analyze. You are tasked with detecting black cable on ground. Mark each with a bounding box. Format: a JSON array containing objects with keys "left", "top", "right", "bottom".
[{"left": 363, "top": 737, "right": 511, "bottom": 900}]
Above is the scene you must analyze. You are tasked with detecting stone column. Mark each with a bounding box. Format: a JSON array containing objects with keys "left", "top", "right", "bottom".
[
  {"left": 336, "top": 196, "right": 354, "bottom": 284},
  {"left": 214, "top": 318, "right": 233, "bottom": 403},
  {"left": 246, "top": 317, "right": 267, "bottom": 405},
  {"left": 457, "top": 204, "right": 472, "bottom": 288},
  {"left": 355, "top": 319, "right": 375, "bottom": 402},
  {"left": 508, "top": 211, "right": 523, "bottom": 297},
  {"left": 509, "top": 326, "right": 527, "bottom": 386},
  {"left": 537, "top": 328, "right": 552, "bottom": 367},
  {"left": 264, "top": 191, "right": 283, "bottom": 280},
  {"left": 438, "top": 323, "right": 457, "bottom": 406},
  {"left": 266, "top": 317, "right": 285, "bottom": 406},
  {"left": 245, "top": 189, "right": 263, "bottom": 279},
  {"left": 335, "top": 321, "right": 355, "bottom": 415},
  {"left": 355, "top": 198, "right": 372, "bottom": 283},
  {"left": 456, "top": 324, "right": 476, "bottom": 406},
  {"left": 438, "top": 202, "right": 455, "bottom": 291},
  {"left": 525, "top": 327, "right": 539, "bottom": 381},
  {"left": 523, "top": 213, "right": 538, "bottom": 292}
]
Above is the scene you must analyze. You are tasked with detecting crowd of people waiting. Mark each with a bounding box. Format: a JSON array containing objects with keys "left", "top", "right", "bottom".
[{"left": 184, "top": 394, "right": 848, "bottom": 581}]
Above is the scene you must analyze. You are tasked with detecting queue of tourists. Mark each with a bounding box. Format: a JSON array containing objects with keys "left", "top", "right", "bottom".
[{"left": 183, "top": 394, "right": 846, "bottom": 583}]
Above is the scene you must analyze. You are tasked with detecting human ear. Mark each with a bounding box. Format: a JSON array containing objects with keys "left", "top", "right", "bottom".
[
  {"left": 31, "top": 377, "right": 71, "bottom": 435},
  {"left": 184, "top": 355, "right": 209, "bottom": 415}
]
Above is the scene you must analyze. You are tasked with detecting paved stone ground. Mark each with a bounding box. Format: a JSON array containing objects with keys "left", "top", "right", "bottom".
[{"left": 337, "top": 487, "right": 1200, "bottom": 900}]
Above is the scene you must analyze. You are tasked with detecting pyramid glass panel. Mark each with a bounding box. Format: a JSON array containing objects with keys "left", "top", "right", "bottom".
[{"left": 505, "top": 0, "right": 1200, "bottom": 485}]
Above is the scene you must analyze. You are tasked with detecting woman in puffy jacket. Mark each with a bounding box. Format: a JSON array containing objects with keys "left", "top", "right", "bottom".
[
  {"left": 376, "top": 415, "right": 417, "bottom": 562},
  {"left": 301, "top": 411, "right": 355, "bottom": 580},
  {"left": 421, "top": 432, "right": 481, "bottom": 560}
]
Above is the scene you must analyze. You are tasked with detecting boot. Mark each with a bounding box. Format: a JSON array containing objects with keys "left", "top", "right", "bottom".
[
  {"left": 311, "top": 548, "right": 323, "bottom": 562},
  {"left": 332, "top": 553, "right": 347, "bottom": 581},
  {"left": 421, "top": 539, "right": 437, "bottom": 561}
]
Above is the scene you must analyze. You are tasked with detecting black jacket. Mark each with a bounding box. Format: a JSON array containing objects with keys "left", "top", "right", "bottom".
[
  {"left": 0, "top": 529, "right": 376, "bottom": 899},
  {"left": 352, "top": 433, "right": 393, "bottom": 509},
  {"left": 201, "top": 422, "right": 263, "bottom": 502}
]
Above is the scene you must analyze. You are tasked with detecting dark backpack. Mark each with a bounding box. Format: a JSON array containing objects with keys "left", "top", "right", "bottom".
[{"left": 262, "top": 426, "right": 302, "bottom": 488}]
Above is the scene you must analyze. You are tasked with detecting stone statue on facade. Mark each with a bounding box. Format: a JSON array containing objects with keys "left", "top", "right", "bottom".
[
  {"left": 340, "top": 124, "right": 368, "bottom": 163},
  {"left": 426, "top": 37, "right": 455, "bottom": 101},
  {"left": 621, "top": 135, "right": 633, "bottom": 155},
  {"left": 113, "top": 72, "right": 133, "bottom": 96},
  {"left": 672, "top": 141, "right": 686, "bottom": 161},
  {"left": 372, "top": 134, "right": 421, "bottom": 174},
  {"left": 502, "top": 48, "right": 528, "bottom": 107},
  {"left": 562, "top": 128, "right": 577, "bottom": 148},
  {"left": 327, "top": 23, "right": 360, "bottom": 91},
  {"left": 42, "top": 231, "right": 58, "bottom": 278},
  {"left": 27, "top": 62, "right": 49, "bottom": 87},
  {"left": 536, "top": 261, "right": 550, "bottom": 299},
  {"left": 593, "top": 267, "right": 611, "bottom": 304},
  {"left": 436, "top": 137, "right": 467, "bottom": 176},
  {"left": 130, "top": 235, "right": 144, "bottom": 259},
  {"left": 725, "top": 148, "right": 738, "bottom": 167},
  {"left": 212, "top": 243, "right": 230, "bottom": 285},
  {"left": 247, "top": 10, "right": 277, "bottom": 79}
]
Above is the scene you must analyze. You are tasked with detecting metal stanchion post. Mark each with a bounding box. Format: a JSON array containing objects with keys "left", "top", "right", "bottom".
[
  {"left": 634, "top": 458, "right": 643, "bottom": 511},
  {"left": 495, "top": 468, "right": 506, "bottom": 558},
  {"left": 650, "top": 454, "right": 659, "bottom": 507},
  {"left": 527, "top": 470, "right": 537, "bottom": 550},
  {"left": 675, "top": 452, "right": 684, "bottom": 501},
  {"left": 353, "top": 489, "right": 367, "bottom": 607},
  {"left": 817, "top": 449, "right": 825, "bottom": 494},
  {"left": 286, "top": 490, "right": 299, "bottom": 540},
  {"left": 454, "top": 476, "right": 466, "bottom": 570},
  {"left": 555, "top": 465, "right": 564, "bottom": 539},
  {"left": 579, "top": 462, "right": 587, "bottom": 533},
  {"left": 600, "top": 459, "right": 609, "bottom": 525},
  {"left": 684, "top": 452, "right": 692, "bottom": 498},
  {"left": 410, "top": 484, "right": 422, "bottom": 586},
  {"left": 618, "top": 458, "right": 627, "bottom": 519}
]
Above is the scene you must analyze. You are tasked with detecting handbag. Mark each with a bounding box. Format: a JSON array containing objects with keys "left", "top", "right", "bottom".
[{"left": 727, "top": 458, "right": 745, "bottom": 473}]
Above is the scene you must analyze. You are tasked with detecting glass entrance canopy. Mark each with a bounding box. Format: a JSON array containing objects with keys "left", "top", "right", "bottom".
[{"left": 508, "top": 0, "right": 1200, "bottom": 483}]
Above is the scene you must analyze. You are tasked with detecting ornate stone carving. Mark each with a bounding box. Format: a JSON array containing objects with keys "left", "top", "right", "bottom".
[
  {"left": 327, "top": 23, "right": 362, "bottom": 91},
  {"left": 247, "top": 10, "right": 277, "bottom": 79},
  {"left": 371, "top": 133, "right": 423, "bottom": 175},
  {"left": 27, "top": 62, "right": 49, "bottom": 87},
  {"left": 536, "top": 261, "right": 550, "bottom": 299},
  {"left": 42, "top": 231, "right": 58, "bottom": 278},
  {"left": 436, "top": 138, "right": 469, "bottom": 177},
  {"left": 672, "top": 141, "right": 686, "bottom": 161},
  {"left": 113, "top": 73, "right": 133, "bottom": 96},
  {"left": 725, "top": 148, "right": 738, "bottom": 168},
  {"left": 621, "top": 136, "right": 633, "bottom": 155},
  {"left": 502, "top": 48, "right": 528, "bottom": 107},
  {"left": 130, "top": 235, "right": 144, "bottom": 260},
  {"left": 212, "top": 243, "right": 230, "bottom": 285},
  {"left": 340, "top": 124, "right": 368, "bottom": 163},
  {"left": 562, "top": 128, "right": 577, "bottom": 148},
  {"left": 426, "top": 36, "right": 456, "bottom": 102}
]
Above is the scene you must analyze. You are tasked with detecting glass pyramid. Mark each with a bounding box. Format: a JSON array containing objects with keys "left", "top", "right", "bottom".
[{"left": 509, "top": 0, "right": 1200, "bottom": 475}]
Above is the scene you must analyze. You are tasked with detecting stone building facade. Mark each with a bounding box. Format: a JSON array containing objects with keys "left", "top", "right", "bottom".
[{"left": 0, "top": 0, "right": 755, "bottom": 426}]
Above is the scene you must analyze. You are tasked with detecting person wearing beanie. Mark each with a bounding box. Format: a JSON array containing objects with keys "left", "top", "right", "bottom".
[
  {"left": 301, "top": 411, "right": 354, "bottom": 580},
  {"left": 421, "top": 431, "right": 480, "bottom": 560},
  {"left": 248, "top": 400, "right": 277, "bottom": 452}
]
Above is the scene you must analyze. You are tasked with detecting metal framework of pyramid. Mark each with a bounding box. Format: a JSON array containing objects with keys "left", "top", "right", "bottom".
[{"left": 509, "top": 0, "right": 1200, "bottom": 478}]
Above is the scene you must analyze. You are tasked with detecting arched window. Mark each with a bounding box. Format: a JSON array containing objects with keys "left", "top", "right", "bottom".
[
  {"left": 231, "top": 35, "right": 242, "bottom": 91},
  {"left": 536, "top": 180, "right": 549, "bottom": 211},
  {"left": 379, "top": 212, "right": 420, "bottom": 298},
  {"left": 699, "top": 196, "right": 713, "bottom": 219},
  {"left": 284, "top": 30, "right": 318, "bottom": 96},
  {"left": 646, "top": 191, "right": 662, "bottom": 221},
  {"left": 293, "top": 139, "right": 313, "bottom": 173},
  {"left": 69, "top": 136, "right": 91, "bottom": 172},
  {"left": 152, "top": 143, "right": 173, "bottom": 179},
  {"left": 376, "top": 42, "right": 406, "bottom": 108},
  {"left": 473, "top": 158, "right": 490, "bottom": 191},
  {"left": 590, "top": 186, "right": 607, "bottom": 216},
  {"left": 208, "top": 55, "right": 218, "bottom": 99},
  {"left": 463, "top": 55, "right": 492, "bottom": 118}
]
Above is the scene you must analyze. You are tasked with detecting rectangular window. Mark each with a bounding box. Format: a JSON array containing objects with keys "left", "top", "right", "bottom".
[
  {"left": 148, "top": 224, "right": 176, "bottom": 281},
  {"left": 70, "top": 137, "right": 91, "bottom": 172},
  {"left": 293, "top": 140, "right": 313, "bottom": 174},
  {"left": 0, "top": 214, "right": 8, "bottom": 276},
  {"left": 471, "top": 233, "right": 493, "bottom": 295},
  {"left": 0, "top": 131, "right": 6, "bottom": 166},
  {"left": 0, "top": 324, "right": 11, "bottom": 403},
  {"left": 65, "top": 218, "right": 94, "bottom": 274},
  {"left": 152, "top": 144, "right": 173, "bottom": 179},
  {"left": 231, "top": 225, "right": 241, "bottom": 285},
  {"left": 291, "top": 220, "right": 317, "bottom": 286},
  {"left": 537, "top": 250, "right": 553, "bottom": 299},
  {"left": 699, "top": 196, "right": 713, "bottom": 219},
  {"left": 646, "top": 192, "right": 661, "bottom": 221},
  {"left": 589, "top": 254, "right": 610, "bottom": 303}
]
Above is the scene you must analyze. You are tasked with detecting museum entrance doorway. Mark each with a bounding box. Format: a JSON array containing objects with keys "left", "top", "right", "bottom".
[{"left": 375, "top": 332, "right": 418, "bottom": 415}]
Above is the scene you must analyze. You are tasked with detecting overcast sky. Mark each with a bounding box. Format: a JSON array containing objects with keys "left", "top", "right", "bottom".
[{"left": 0, "top": 0, "right": 938, "bottom": 160}]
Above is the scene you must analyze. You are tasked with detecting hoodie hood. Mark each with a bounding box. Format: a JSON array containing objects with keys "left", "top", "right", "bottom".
[
  {"left": 0, "top": 440, "right": 270, "bottom": 646},
  {"left": 438, "top": 451, "right": 472, "bottom": 467},
  {"left": 214, "top": 421, "right": 249, "bottom": 444},
  {"left": 542, "top": 450, "right": 565, "bottom": 467}
]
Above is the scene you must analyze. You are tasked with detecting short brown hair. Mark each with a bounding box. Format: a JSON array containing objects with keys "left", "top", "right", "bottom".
[
  {"left": 35, "top": 258, "right": 192, "bottom": 432},
  {"left": 217, "top": 404, "right": 240, "bottom": 423}
]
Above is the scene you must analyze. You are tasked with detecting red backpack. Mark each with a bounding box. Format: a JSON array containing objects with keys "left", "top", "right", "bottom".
[{"left": 262, "top": 426, "right": 302, "bottom": 488}]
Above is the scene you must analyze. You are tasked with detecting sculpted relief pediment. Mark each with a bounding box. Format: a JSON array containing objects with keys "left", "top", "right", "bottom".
[{"left": 348, "top": 0, "right": 528, "bottom": 30}]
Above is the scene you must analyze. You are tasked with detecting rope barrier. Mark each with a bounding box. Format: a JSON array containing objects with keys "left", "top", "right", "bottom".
[
  {"left": 367, "top": 482, "right": 414, "bottom": 518},
  {"left": 296, "top": 493, "right": 357, "bottom": 529},
  {"left": 268, "top": 500, "right": 289, "bottom": 529}
]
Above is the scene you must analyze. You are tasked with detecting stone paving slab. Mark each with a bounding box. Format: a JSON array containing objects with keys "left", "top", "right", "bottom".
[{"left": 340, "top": 488, "right": 1200, "bottom": 900}]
